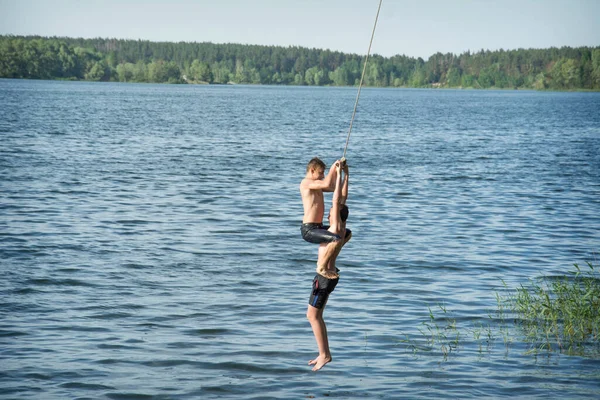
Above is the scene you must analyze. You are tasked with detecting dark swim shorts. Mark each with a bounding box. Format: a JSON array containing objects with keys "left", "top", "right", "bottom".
[
  {"left": 308, "top": 273, "right": 340, "bottom": 309},
  {"left": 301, "top": 223, "right": 340, "bottom": 244},
  {"left": 301, "top": 223, "right": 351, "bottom": 244}
]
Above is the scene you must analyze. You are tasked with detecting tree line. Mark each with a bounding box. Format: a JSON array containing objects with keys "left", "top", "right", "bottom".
[{"left": 1, "top": 35, "right": 599, "bottom": 90}]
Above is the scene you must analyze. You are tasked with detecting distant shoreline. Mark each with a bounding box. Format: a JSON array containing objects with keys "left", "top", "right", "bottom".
[
  {"left": 3, "top": 77, "right": 598, "bottom": 93},
  {"left": 1, "top": 35, "right": 599, "bottom": 91}
]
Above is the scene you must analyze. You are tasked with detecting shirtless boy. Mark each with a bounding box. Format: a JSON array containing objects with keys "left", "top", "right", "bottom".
[
  {"left": 300, "top": 157, "right": 351, "bottom": 277},
  {"left": 306, "top": 161, "right": 350, "bottom": 371}
]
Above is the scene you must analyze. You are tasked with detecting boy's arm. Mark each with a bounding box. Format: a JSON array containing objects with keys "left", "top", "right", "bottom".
[
  {"left": 340, "top": 164, "right": 349, "bottom": 205},
  {"left": 321, "top": 160, "right": 339, "bottom": 192},
  {"left": 330, "top": 162, "right": 343, "bottom": 229},
  {"left": 303, "top": 160, "right": 339, "bottom": 191}
]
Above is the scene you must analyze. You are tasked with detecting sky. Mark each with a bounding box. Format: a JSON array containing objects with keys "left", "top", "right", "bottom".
[{"left": 1, "top": 0, "right": 599, "bottom": 59}]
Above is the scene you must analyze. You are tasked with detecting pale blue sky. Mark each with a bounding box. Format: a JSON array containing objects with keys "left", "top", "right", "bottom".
[{"left": 1, "top": 0, "right": 598, "bottom": 59}]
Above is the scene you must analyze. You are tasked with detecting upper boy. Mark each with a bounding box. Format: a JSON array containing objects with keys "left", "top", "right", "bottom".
[{"left": 300, "top": 157, "right": 351, "bottom": 275}]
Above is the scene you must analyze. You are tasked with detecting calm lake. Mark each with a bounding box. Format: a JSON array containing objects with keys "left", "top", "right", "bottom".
[{"left": 1, "top": 79, "right": 599, "bottom": 399}]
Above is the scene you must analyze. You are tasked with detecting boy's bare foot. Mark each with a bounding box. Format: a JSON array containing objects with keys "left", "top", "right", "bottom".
[
  {"left": 316, "top": 265, "right": 339, "bottom": 279},
  {"left": 325, "top": 271, "right": 339, "bottom": 279},
  {"left": 308, "top": 354, "right": 332, "bottom": 371}
]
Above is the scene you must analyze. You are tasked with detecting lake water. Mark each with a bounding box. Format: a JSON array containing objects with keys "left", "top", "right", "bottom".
[{"left": 1, "top": 79, "right": 599, "bottom": 399}]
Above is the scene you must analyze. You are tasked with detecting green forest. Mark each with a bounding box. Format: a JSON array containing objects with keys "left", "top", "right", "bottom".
[{"left": 1, "top": 35, "right": 599, "bottom": 90}]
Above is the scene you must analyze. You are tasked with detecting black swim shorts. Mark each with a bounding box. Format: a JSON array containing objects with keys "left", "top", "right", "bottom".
[
  {"left": 308, "top": 273, "right": 339, "bottom": 309},
  {"left": 301, "top": 223, "right": 352, "bottom": 244}
]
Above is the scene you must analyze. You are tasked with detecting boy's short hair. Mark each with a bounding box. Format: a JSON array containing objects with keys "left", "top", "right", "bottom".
[
  {"left": 340, "top": 205, "right": 349, "bottom": 222},
  {"left": 306, "top": 157, "right": 326, "bottom": 172}
]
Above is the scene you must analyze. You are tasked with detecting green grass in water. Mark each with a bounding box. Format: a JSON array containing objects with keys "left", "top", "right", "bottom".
[
  {"left": 401, "top": 261, "right": 600, "bottom": 359},
  {"left": 504, "top": 262, "right": 600, "bottom": 354}
]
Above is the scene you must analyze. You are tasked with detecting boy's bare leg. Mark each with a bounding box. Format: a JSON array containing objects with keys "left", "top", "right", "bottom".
[
  {"left": 306, "top": 305, "right": 332, "bottom": 371},
  {"left": 326, "top": 238, "right": 347, "bottom": 271},
  {"left": 343, "top": 231, "right": 352, "bottom": 245},
  {"left": 316, "top": 240, "right": 341, "bottom": 278},
  {"left": 326, "top": 233, "right": 350, "bottom": 273}
]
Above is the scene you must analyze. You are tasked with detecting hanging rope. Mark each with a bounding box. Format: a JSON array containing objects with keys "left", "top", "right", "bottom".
[{"left": 342, "top": 0, "right": 383, "bottom": 162}]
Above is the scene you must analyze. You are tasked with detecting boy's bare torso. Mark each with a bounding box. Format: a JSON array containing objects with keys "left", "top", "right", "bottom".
[{"left": 300, "top": 179, "right": 325, "bottom": 224}]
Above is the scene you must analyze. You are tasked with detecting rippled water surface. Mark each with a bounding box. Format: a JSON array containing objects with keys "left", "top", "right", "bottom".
[{"left": 1, "top": 79, "right": 600, "bottom": 399}]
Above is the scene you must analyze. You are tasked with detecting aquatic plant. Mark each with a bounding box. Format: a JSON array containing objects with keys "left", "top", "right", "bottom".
[
  {"left": 420, "top": 304, "right": 461, "bottom": 359},
  {"left": 502, "top": 262, "right": 600, "bottom": 355},
  {"left": 401, "top": 261, "right": 600, "bottom": 360},
  {"left": 395, "top": 304, "right": 462, "bottom": 360}
]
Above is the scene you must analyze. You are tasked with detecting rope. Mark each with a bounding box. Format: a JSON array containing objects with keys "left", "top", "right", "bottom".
[{"left": 342, "top": 0, "right": 383, "bottom": 162}]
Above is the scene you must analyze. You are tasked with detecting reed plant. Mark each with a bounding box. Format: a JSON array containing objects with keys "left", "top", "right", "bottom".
[
  {"left": 400, "top": 261, "right": 599, "bottom": 359},
  {"left": 502, "top": 262, "right": 600, "bottom": 355},
  {"left": 421, "top": 304, "right": 461, "bottom": 359},
  {"left": 395, "top": 304, "right": 462, "bottom": 359}
]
